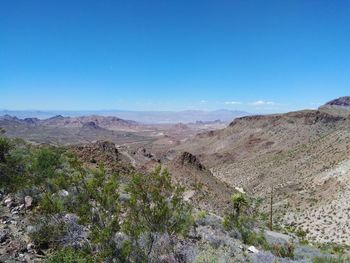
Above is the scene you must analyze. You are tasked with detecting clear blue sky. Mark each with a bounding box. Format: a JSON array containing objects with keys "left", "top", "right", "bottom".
[{"left": 1, "top": 0, "right": 350, "bottom": 112}]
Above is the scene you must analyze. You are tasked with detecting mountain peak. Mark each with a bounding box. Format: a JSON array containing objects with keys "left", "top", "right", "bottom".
[{"left": 323, "top": 96, "right": 350, "bottom": 107}]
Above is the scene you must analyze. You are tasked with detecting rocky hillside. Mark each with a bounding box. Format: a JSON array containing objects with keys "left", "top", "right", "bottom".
[
  {"left": 173, "top": 100, "right": 350, "bottom": 244},
  {"left": 319, "top": 96, "right": 350, "bottom": 117},
  {"left": 323, "top": 96, "right": 350, "bottom": 107},
  {"left": 0, "top": 115, "right": 149, "bottom": 145},
  {"left": 1, "top": 138, "right": 341, "bottom": 263},
  {"left": 69, "top": 140, "right": 134, "bottom": 175},
  {"left": 168, "top": 152, "right": 233, "bottom": 213},
  {"left": 42, "top": 115, "right": 138, "bottom": 131}
]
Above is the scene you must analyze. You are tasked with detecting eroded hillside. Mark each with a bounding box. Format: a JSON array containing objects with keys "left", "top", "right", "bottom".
[{"left": 172, "top": 99, "right": 350, "bottom": 244}]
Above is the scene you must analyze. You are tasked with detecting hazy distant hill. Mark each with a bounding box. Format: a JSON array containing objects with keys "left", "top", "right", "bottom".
[{"left": 0, "top": 109, "right": 249, "bottom": 124}]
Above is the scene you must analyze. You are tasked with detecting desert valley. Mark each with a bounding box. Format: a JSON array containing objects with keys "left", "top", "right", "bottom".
[
  {"left": 2, "top": 1, "right": 350, "bottom": 262},
  {"left": 1, "top": 96, "right": 350, "bottom": 262}
]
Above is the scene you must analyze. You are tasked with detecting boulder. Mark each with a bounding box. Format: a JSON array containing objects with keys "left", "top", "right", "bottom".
[
  {"left": 58, "top": 190, "right": 69, "bottom": 197},
  {"left": 26, "top": 243, "right": 35, "bottom": 252},
  {"left": 24, "top": 196, "right": 33, "bottom": 209},
  {"left": 3, "top": 197, "right": 13, "bottom": 208},
  {"left": 0, "top": 229, "right": 9, "bottom": 243},
  {"left": 248, "top": 246, "right": 259, "bottom": 253}
]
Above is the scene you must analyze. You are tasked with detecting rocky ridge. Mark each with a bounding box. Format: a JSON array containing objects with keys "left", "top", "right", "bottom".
[{"left": 173, "top": 100, "right": 350, "bottom": 245}]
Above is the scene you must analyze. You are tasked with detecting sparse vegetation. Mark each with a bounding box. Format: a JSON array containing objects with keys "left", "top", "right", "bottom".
[
  {"left": 313, "top": 255, "right": 350, "bottom": 263},
  {"left": 223, "top": 191, "right": 266, "bottom": 246},
  {"left": 2, "top": 116, "right": 350, "bottom": 263},
  {"left": 1, "top": 136, "right": 195, "bottom": 262},
  {"left": 122, "top": 166, "right": 193, "bottom": 261},
  {"left": 46, "top": 248, "right": 94, "bottom": 263}
]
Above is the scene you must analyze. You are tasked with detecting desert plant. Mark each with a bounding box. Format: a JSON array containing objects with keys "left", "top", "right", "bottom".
[
  {"left": 123, "top": 166, "right": 193, "bottom": 237},
  {"left": 30, "top": 147, "right": 63, "bottom": 189},
  {"left": 0, "top": 137, "right": 31, "bottom": 192},
  {"left": 65, "top": 158, "right": 121, "bottom": 261},
  {"left": 313, "top": 255, "right": 350, "bottom": 263},
  {"left": 122, "top": 166, "right": 193, "bottom": 260},
  {"left": 45, "top": 247, "right": 94, "bottom": 263},
  {"left": 223, "top": 191, "right": 263, "bottom": 234},
  {"left": 269, "top": 242, "right": 295, "bottom": 258},
  {"left": 30, "top": 219, "right": 67, "bottom": 249},
  {"left": 0, "top": 137, "right": 11, "bottom": 163}
]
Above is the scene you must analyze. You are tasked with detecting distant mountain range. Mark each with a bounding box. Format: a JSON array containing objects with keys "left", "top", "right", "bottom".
[{"left": 0, "top": 109, "right": 249, "bottom": 124}]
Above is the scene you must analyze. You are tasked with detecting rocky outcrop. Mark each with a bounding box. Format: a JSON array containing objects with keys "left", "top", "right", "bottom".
[
  {"left": 72, "top": 141, "right": 120, "bottom": 162},
  {"left": 169, "top": 152, "right": 233, "bottom": 213},
  {"left": 79, "top": 121, "right": 105, "bottom": 131},
  {"left": 0, "top": 194, "right": 42, "bottom": 262},
  {"left": 70, "top": 141, "right": 133, "bottom": 174},
  {"left": 174, "top": 152, "right": 205, "bottom": 171}
]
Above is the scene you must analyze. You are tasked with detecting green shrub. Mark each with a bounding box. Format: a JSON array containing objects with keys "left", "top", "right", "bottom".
[
  {"left": 240, "top": 228, "right": 268, "bottom": 248},
  {"left": 223, "top": 191, "right": 262, "bottom": 232},
  {"left": 0, "top": 137, "right": 11, "bottom": 163},
  {"left": 313, "top": 255, "right": 350, "bottom": 263},
  {"left": 123, "top": 166, "right": 193, "bottom": 238},
  {"left": 30, "top": 220, "right": 66, "bottom": 249},
  {"left": 46, "top": 248, "right": 94, "bottom": 263},
  {"left": 223, "top": 190, "right": 265, "bottom": 247},
  {"left": 122, "top": 166, "right": 193, "bottom": 261},
  {"left": 195, "top": 210, "right": 208, "bottom": 221},
  {"left": 30, "top": 147, "right": 63, "bottom": 188},
  {"left": 66, "top": 161, "right": 121, "bottom": 261},
  {"left": 269, "top": 242, "right": 295, "bottom": 258},
  {"left": 0, "top": 137, "right": 29, "bottom": 192},
  {"left": 317, "top": 243, "right": 350, "bottom": 255}
]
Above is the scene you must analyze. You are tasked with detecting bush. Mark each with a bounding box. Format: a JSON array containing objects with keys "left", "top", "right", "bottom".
[
  {"left": 269, "top": 242, "right": 295, "bottom": 258},
  {"left": 223, "top": 191, "right": 265, "bottom": 246},
  {"left": 123, "top": 166, "right": 192, "bottom": 237},
  {"left": 65, "top": 160, "right": 121, "bottom": 261},
  {"left": 30, "top": 220, "right": 67, "bottom": 249},
  {"left": 0, "top": 137, "right": 29, "bottom": 192},
  {"left": 3, "top": 140, "right": 195, "bottom": 262},
  {"left": 0, "top": 137, "right": 11, "bottom": 163},
  {"left": 46, "top": 248, "right": 94, "bottom": 263},
  {"left": 30, "top": 147, "right": 63, "bottom": 188},
  {"left": 122, "top": 166, "right": 193, "bottom": 260},
  {"left": 222, "top": 190, "right": 297, "bottom": 259},
  {"left": 313, "top": 255, "right": 350, "bottom": 263},
  {"left": 223, "top": 191, "right": 262, "bottom": 231}
]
